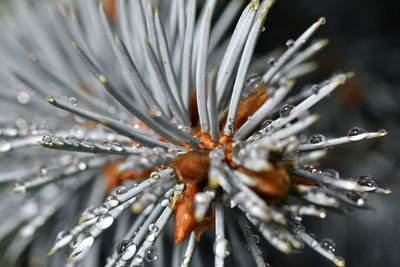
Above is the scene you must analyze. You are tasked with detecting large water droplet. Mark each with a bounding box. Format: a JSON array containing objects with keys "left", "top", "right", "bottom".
[
  {"left": 12, "top": 182, "right": 26, "bottom": 193},
  {"left": 213, "top": 238, "right": 231, "bottom": 258},
  {"left": 105, "top": 195, "right": 119, "bottom": 209},
  {"left": 121, "top": 244, "right": 137, "bottom": 260},
  {"left": 54, "top": 230, "right": 73, "bottom": 246},
  {"left": 357, "top": 175, "right": 377, "bottom": 187},
  {"left": 147, "top": 233, "right": 156, "bottom": 242},
  {"left": 148, "top": 223, "right": 158, "bottom": 233},
  {"left": 96, "top": 214, "right": 114, "bottom": 230},
  {"left": 279, "top": 104, "right": 294, "bottom": 118},
  {"left": 144, "top": 246, "right": 158, "bottom": 262},
  {"left": 320, "top": 238, "right": 335, "bottom": 253},
  {"left": 116, "top": 186, "right": 128, "bottom": 195},
  {"left": 348, "top": 127, "right": 367, "bottom": 137},
  {"left": 132, "top": 255, "right": 144, "bottom": 266},
  {"left": 160, "top": 198, "right": 169, "bottom": 207},
  {"left": 78, "top": 161, "right": 87, "bottom": 170},
  {"left": 17, "top": 92, "right": 30, "bottom": 104},
  {"left": 308, "top": 134, "right": 326, "bottom": 144},
  {"left": 0, "top": 141, "right": 12, "bottom": 152},
  {"left": 322, "top": 169, "right": 340, "bottom": 179},
  {"left": 245, "top": 73, "right": 262, "bottom": 94},
  {"left": 116, "top": 240, "right": 130, "bottom": 255}
]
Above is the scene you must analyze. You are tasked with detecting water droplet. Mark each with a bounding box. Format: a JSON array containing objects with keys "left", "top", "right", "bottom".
[
  {"left": 42, "top": 135, "right": 52, "bottom": 143},
  {"left": 319, "top": 17, "right": 326, "bottom": 24},
  {"left": 53, "top": 136, "right": 64, "bottom": 145},
  {"left": 348, "top": 127, "right": 367, "bottom": 137},
  {"left": 268, "top": 56, "right": 276, "bottom": 66},
  {"left": 78, "top": 161, "right": 87, "bottom": 170},
  {"left": 121, "top": 244, "right": 137, "bottom": 260},
  {"left": 133, "top": 255, "right": 144, "bottom": 266},
  {"left": 96, "top": 214, "right": 114, "bottom": 230},
  {"left": 12, "top": 182, "right": 26, "bottom": 193},
  {"left": 320, "top": 238, "right": 335, "bottom": 253},
  {"left": 261, "top": 120, "right": 273, "bottom": 128},
  {"left": 311, "top": 240, "right": 318, "bottom": 247},
  {"left": 160, "top": 198, "right": 169, "bottom": 207},
  {"left": 116, "top": 240, "right": 130, "bottom": 255},
  {"left": 147, "top": 233, "right": 156, "bottom": 242},
  {"left": 261, "top": 26, "right": 265, "bottom": 32},
  {"left": 213, "top": 238, "right": 231, "bottom": 258},
  {"left": 56, "top": 231, "right": 67, "bottom": 242},
  {"left": 311, "top": 84, "right": 320, "bottom": 94},
  {"left": 293, "top": 221, "right": 305, "bottom": 233},
  {"left": 80, "top": 207, "right": 96, "bottom": 222},
  {"left": 150, "top": 172, "right": 160, "bottom": 180},
  {"left": 304, "top": 164, "right": 321, "bottom": 174},
  {"left": 245, "top": 73, "right": 262, "bottom": 94},
  {"left": 252, "top": 131, "right": 262, "bottom": 141},
  {"left": 378, "top": 129, "right": 387, "bottom": 135},
  {"left": 195, "top": 193, "right": 208, "bottom": 206},
  {"left": 116, "top": 186, "right": 128, "bottom": 195},
  {"left": 68, "top": 97, "right": 77, "bottom": 106},
  {"left": 70, "top": 233, "right": 94, "bottom": 259},
  {"left": 286, "top": 39, "right": 295, "bottom": 47},
  {"left": 209, "top": 149, "right": 225, "bottom": 161},
  {"left": 308, "top": 134, "right": 326, "bottom": 144},
  {"left": 105, "top": 195, "right": 119, "bottom": 209},
  {"left": 148, "top": 223, "right": 158, "bottom": 233},
  {"left": 17, "top": 92, "right": 30, "bottom": 104},
  {"left": 279, "top": 104, "right": 294, "bottom": 118},
  {"left": 322, "top": 169, "right": 340, "bottom": 179},
  {"left": 182, "top": 256, "right": 190, "bottom": 265},
  {"left": 357, "top": 175, "right": 377, "bottom": 187},
  {"left": 253, "top": 234, "right": 260, "bottom": 244},
  {"left": 111, "top": 142, "right": 123, "bottom": 152},
  {"left": 144, "top": 246, "right": 158, "bottom": 262},
  {"left": 335, "top": 256, "right": 346, "bottom": 267},
  {"left": 83, "top": 137, "right": 94, "bottom": 145},
  {"left": 39, "top": 166, "right": 48, "bottom": 176},
  {"left": 0, "top": 141, "right": 12, "bottom": 152}
]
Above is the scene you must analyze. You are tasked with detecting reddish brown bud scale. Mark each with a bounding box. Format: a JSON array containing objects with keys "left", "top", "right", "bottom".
[
  {"left": 170, "top": 149, "right": 210, "bottom": 184},
  {"left": 103, "top": 160, "right": 154, "bottom": 192},
  {"left": 174, "top": 183, "right": 201, "bottom": 244},
  {"left": 239, "top": 163, "right": 291, "bottom": 198},
  {"left": 104, "top": 0, "right": 117, "bottom": 23},
  {"left": 234, "top": 82, "right": 269, "bottom": 130},
  {"left": 194, "top": 208, "right": 215, "bottom": 241}
]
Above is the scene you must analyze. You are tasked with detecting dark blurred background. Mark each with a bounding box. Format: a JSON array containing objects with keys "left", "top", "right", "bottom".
[{"left": 255, "top": 0, "right": 400, "bottom": 266}]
